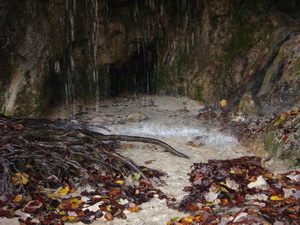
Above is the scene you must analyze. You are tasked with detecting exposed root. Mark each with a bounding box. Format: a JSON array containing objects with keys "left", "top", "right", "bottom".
[
  {"left": 0, "top": 114, "right": 187, "bottom": 194},
  {"left": 79, "top": 129, "right": 189, "bottom": 158}
]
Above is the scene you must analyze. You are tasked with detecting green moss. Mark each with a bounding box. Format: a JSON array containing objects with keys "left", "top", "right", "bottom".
[
  {"left": 177, "top": 86, "right": 185, "bottom": 95},
  {"left": 220, "top": 4, "right": 274, "bottom": 65},
  {"left": 192, "top": 84, "right": 204, "bottom": 101},
  {"left": 262, "top": 131, "right": 280, "bottom": 154},
  {"left": 13, "top": 84, "right": 52, "bottom": 117},
  {"left": 293, "top": 58, "right": 300, "bottom": 76}
]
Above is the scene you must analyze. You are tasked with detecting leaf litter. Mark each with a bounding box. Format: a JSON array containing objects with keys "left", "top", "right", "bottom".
[
  {"left": 0, "top": 114, "right": 181, "bottom": 224},
  {"left": 168, "top": 156, "right": 300, "bottom": 224},
  {"left": 1, "top": 96, "right": 299, "bottom": 224}
]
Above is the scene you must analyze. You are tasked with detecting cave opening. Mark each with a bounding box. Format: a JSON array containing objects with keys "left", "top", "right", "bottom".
[{"left": 109, "top": 41, "right": 157, "bottom": 97}]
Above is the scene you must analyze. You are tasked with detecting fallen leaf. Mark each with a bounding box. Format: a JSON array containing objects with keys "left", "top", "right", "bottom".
[
  {"left": 226, "top": 179, "right": 240, "bottom": 190},
  {"left": 12, "top": 173, "right": 29, "bottom": 185},
  {"left": 170, "top": 217, "right": 180, "bottom": 222},
  {"left": 58, "top": 186, "right": 70, "bottom": 195},
  {"left": 205, "top": 190, "right": 219, "bottom": 202},
  {"left": 281, "top": 135, "right": 288, "bottom": 142},
  {"left": 104, "top": 212, "right": 114, "bottom": 221},
  {"left": 188, "top": 205, "right": 199, "bottom": 211},
  {"left": 220, "top": 99, "right": 227, "bottom": 107},
  {"left": 14, "top": 125, "right": 26, "bottom": 130},
  {"left": 118, "top": 198, "right": 129, "bottom": 205},
  {"left": 182, "top": 216, "right": 195, "bottom": 223},
  {"left": 247, "top": 175, "right": 268, "bottom": 190},
  {"left": 14, "top": 195, "right": 23, "bottom": 201},
  {"left": 249, "top": 176, "right": 257, "bottom": 182},
  {"left": 68, "top": 216, "right": 78, "bottom": 223},
  {"left": 127, "top": 206, "right": 141, "bottom": 212},
  {"left": 115, "top": 180, "right": 124, "bottom": 185},
  {"left": 263, "top": 173, "right": 273, "bottom": 179},
  {"left": 288, "top": 214, "right": 298, "bottom": 219},
  {"left": 273, "top": 115, "right": 286, "bottom": 126},
  {"left": 108, "top": 189, "right": 121, "bottom": 197},
  {"left": 70, "top": 198, "right": 83, "bottom": 209},
  {"left": 61, "top": 215, "right": 69, "bottom": 221},
  {"left": 84, "top": 202, "right": 102, "bottom": 212},
  {"left": 270, "top": 195, "right": 284, "bottom": 201}
]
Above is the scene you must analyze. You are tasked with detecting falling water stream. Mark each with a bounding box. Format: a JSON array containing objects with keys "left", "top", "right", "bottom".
[{"left": 45, "top": 95, "right": 254, "bottom": 225}]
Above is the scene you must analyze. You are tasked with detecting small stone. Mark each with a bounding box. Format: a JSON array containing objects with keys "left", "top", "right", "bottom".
[
  {"left": 126, "top": 113, "right": 148, "bottom": 122},
  {"left": 177, "top": 108, "right": 189, "bottom": 113},
  {"left": 238, "top": 92, "right": 258, "bottom": 117}
]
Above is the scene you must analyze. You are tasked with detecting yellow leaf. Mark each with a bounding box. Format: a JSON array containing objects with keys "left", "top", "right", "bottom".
[
  {"left": 12, "top": 173, "right": 29, "bottom": 185},
  {"left": 270, "top": 196, "right": 284, "bottom": 201},
  {"left": 68, "top": 216, "right": 78, "bottom": 223},
  {"left": 58, "top": 186, "right": 70, "bottom": 195},
  {"left": 70, "top": 199, "right": 83, "bottom": 209},
  {"left": 59, "top": 211, "right": 66, "bottom": 215},
  {"left": 14, "top": 195, "right": 23, "bottom": 201},
  {"left": 220, "top": 99, "right": 227, "bottom": 108},
  {"left": 61, "top": 216, "right": 69, "bottom": 221},
  {"left": 273, "top": 115, "right": 286, "bottom": 127},
  {"left": 106, "top": 205, "right": 112, "bottom": 212},
  {"left": 70, "top": 198, "right": 83, "bottom": 204},
  {"left": 25, "top": 164, "right": 33, "bottom": 168},
  {"left": 183, "top": 216, "right": 195, "bottom": 223},
  {"left": 48, "top": 193, "right": 56, "bottom": 198},
  {"left": 220, "top": 187, "right": 229, "bottom": 193},
  {"left": 115, "top": 180, "right": 124, "bottom": 185},
  {"left": 263, "top": 173, "right": 273, "bottom": 179}
]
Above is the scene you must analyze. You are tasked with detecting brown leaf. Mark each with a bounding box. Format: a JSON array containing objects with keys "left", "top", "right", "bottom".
[
  {"left": 188, "top": 205, "right": 199, "bottom": 211},
  {"left": 108, "top": 189, "right": 121, "bottom": 197},
  {"left": 127, "top": 206, "right": 141, "bottom": 212},
  {"left": 104, "top": 212, "right": 114, "bottom": 221}
]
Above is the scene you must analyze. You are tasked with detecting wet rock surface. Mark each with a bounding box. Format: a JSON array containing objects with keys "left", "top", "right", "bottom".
[{"left": 0, "top": 0, "right": 300, "bottom": 118}]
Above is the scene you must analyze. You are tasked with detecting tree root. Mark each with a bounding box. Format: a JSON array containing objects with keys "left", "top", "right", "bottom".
[
  {"left": 79, "top": 129, "right": 189, "bottom": 158},
  {"left": 0, "top": 114, "right": 187, "bottom": 194}
]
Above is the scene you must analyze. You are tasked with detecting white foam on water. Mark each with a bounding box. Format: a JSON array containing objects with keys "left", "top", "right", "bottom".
[{"left": 98, "top": 122, "right": 239, "bottom": 151}]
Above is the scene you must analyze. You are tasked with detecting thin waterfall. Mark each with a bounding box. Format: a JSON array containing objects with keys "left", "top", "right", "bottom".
[
  {"left": 64, "top": 0, "right": 76, "bottom": 105},
  {"left": 62, "top": 0, "right": 100, "bottom": 107},
  {"left": 90, "top": 0, "right": 100, "bottom": 111}
]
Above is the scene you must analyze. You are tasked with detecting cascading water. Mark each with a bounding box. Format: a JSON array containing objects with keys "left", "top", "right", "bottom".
[
  {"left": 60, "top": 0, "right": 101, "bottom": 108},
  {"left": 89, "top": 0, "right": 100, "bottom": 111},
  {"left": 63, "top": 0, "right": 76, "bottom": 105}
]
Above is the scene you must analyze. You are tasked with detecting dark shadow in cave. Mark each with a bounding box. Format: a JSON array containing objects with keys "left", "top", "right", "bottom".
[{"left": 109, "top": 41, "right": 157, "bottom": 97}]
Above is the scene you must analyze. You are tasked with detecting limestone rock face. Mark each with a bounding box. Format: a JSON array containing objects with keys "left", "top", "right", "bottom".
[
  {"left": 0, "top": 0, "right": 299, "bottom": 117},
  {"left": 0, "top": 0, "right": 299, "bottom": 171}
]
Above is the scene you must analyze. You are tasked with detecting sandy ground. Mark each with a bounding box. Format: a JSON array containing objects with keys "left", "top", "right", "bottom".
[{"left": 1, "top": 95, "right": 254, "bottom": 225}]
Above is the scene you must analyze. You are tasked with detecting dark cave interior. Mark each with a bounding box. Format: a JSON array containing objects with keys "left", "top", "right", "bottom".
[{"left": 109, "top": 41, "right": 157, "bottom": 97}]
